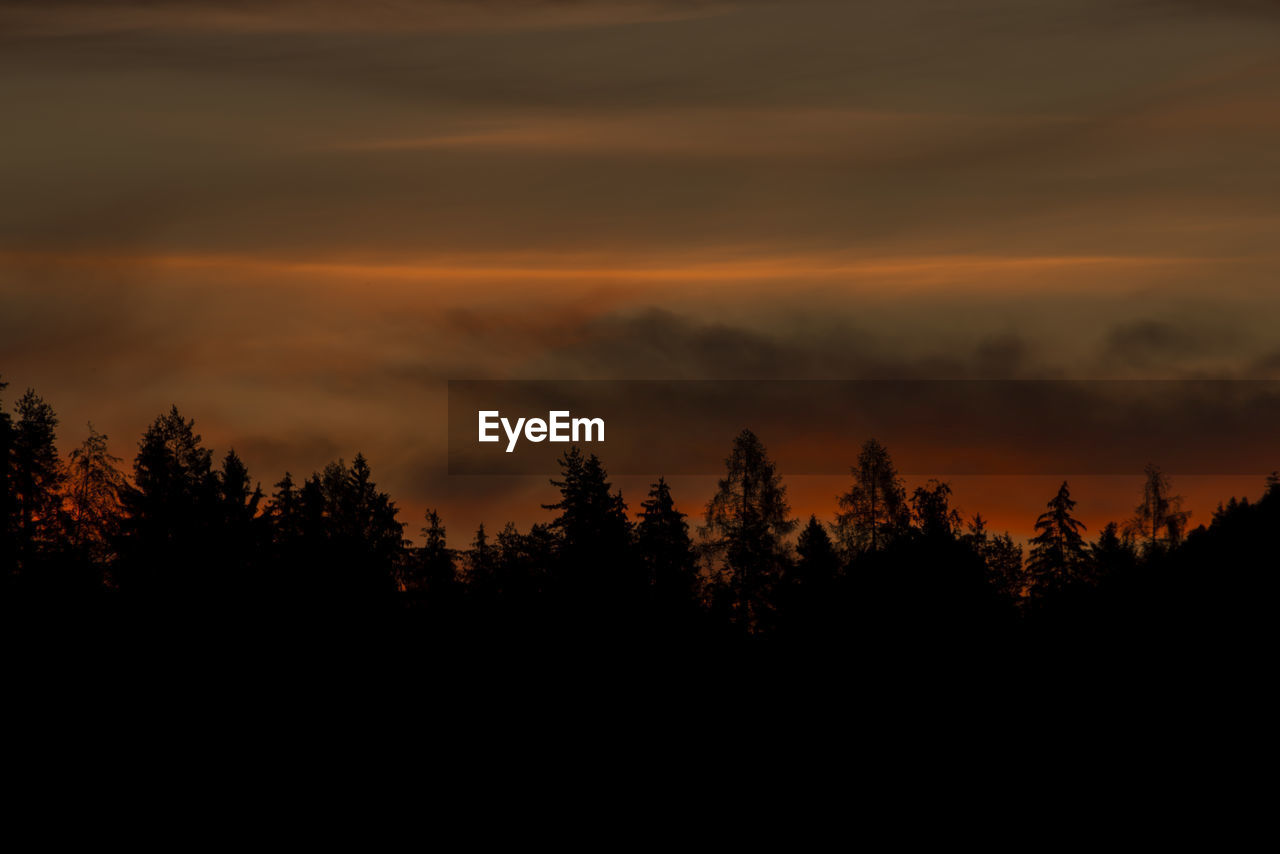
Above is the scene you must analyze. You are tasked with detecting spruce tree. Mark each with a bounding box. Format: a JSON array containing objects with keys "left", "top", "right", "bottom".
[
  {"left": 964, "top": 514, "right": 1025, "bottom": 603},
  {"left": 794, "top": 515, "right": 840, "bottom": 592},
  {"left": 543, "top": 446, "right": 633, "bottom": 604},
  {"left": 466, "top": 522, "right": 494, "bottom": 594},
  {"left": 636, "top": 477, "right": 697, "bottom": 608},
  {"left": 12, "top": 389, "right": 65, "bottom": 569},
  {"left": 119, "top": 405, "right": 219, "bottom": 593},
  {"left": 416, "top": 509, "right": 456, "bottom": 594},
  {"left": 64, "top": 424, "right": 127, "bottom": 571},
  {"left": 0, "top": 378, "right": 15, "bottom": 585},
  {"left": 216, "top": 449, "right": 265, "bottom": 582},
  {"left": 1028, "top": 481, "right": 1088, "bottom": 599}
]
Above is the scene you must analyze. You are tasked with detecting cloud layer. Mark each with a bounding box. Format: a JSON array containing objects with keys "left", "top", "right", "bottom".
[{"left": 3, "top": 0, "right": 1280, "bottom": 541}]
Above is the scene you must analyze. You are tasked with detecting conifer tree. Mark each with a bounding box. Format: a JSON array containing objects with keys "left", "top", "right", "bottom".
[
  {"left": 1028, "top": 481, "right": 1088, "bottom": 598},
  {"left": 544, "top": 446, "right": 633, "bottom": 601},
  {"left": 636, "top": 477, "right": 697, "bottom": 606},
  {"left": 703, "top": 429, "right": 796, "bottom": 631},
  {"left": 269, "top": 472, "right": 303, "bottom": 549},
  {"left": 0, "top": 377, "right": 15, "bottom": 584},
  {"left": 836, "top": 439, "right": 909, "bottom": 556},
  {"left": 310, "top": 454, "right": 403, "bottom": 595},
  {"left": 416, "top": 508, "right": 456, "bottom": 594},
  {"left": 466, "top": 522, "right": 494, "bottom": 593},
  {"left": 119, "top": 405, "right": 219, "bottom": 592},
  {"left": 1091, "top": 521, "right": 1137, "bottom": 584},
  {"left": 64, "top": 424, "right": 127, "bottom": 570},
  {"left": 12, "top": 389, "right": 65, "bottom": 566},
  {"left": 911, "top": 479, "right": 962, "bottom": 540},
  {"left": 217, "top": 449, "right": 265, "bottom": 580},
  {"left": 964, "top": 513, "right": 1025, "bottom": 602},
  {"left": 794, "top": 514, "right": 840, "bottom": 591}
]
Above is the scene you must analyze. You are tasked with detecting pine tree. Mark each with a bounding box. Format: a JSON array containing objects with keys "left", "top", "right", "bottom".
[
  {"left": 702, "top": 429, "right": 796, "bottom": 631},
  {"left": 348, "top": 454, "right": 403, "bottom": 556},
  {"left": 964, "top": 514, "right": 1025, "bottom": 603},
  {"left": 268, "top": 472, "right": 303, "bottom": 549},
  {"left": 543, "top": 446, "right": 634, "bottom": 603},
  {"left": 494, "top": 521, "right": 528, "bottom": 599},
  {"left": 836, "top": 438, "right": 909, "bottom": 556},
  {"left": 635, "top": 477, "right": 697, "bottom": 607},
  {"left": 794, "top": 515, "right": 840, "bottom": 591},
  {"left": 416, "top": 508, "right": 456, "bottom": 594},
  {"left": 64, "top": 424, "right": 127, "bottom": 571},
  {"left": 466, "top": 522, "right": 494, "bottom": 593},
  {"left": 0, "top": 377, "right": 15, "bottom": 585},
  {"left": 218, "top": 450, "right": 262, "bottom": 524},
  {"left": 771, "top": 514, "right": 843, "bottom": 636},
  {"left": 306, "top": 454, "right": 404, "bottom": 596},
  {"left": 1091, "top": 521, "right": 1136, "bottom": 584},
  {"left": 216, "top": 449, "right": 265, "bottom": 581},
  {"left": 12, "top": 389, "right": 65, "bottom": 568},
  {"left": 1027, "top": 481, "right": 1088, "bottom": 599},
  {"left": 118, "top": 405, "right": 219, "bottom": 593}
]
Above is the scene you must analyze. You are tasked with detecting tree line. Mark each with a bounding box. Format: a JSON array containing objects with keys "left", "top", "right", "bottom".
[{"left": 3, "top": 375, "right": 1276, "bottom": 647}]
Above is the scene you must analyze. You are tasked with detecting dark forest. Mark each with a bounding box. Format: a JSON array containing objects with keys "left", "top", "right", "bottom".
[{"left": 4, "top": 373, "right": 1276, "bottom": 670}]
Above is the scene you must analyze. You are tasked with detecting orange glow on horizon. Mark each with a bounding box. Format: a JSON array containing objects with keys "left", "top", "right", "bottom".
[{"left": 0, "top": 248, "right": 1207, "bottom": 293}]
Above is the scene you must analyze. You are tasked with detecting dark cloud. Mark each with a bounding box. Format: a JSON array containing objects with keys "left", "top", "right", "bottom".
[
  {"left": 1101, "top": 320, "right": 1233, "bottom": 369},
  {"left": 5, "top": 0, "right": 1280, "bottom": 541},
  {"left": 1250, "top": 349, "right": 1280, "bottom": 376},
  {"left": 525, "top": 309, "right": 1050, "bottom": 381},
  {"left": 6, "top": 0, "right": 1280, "bottom": 263},
  {"left": 0, "top": 0, "right": 730, "bottom": 37}
]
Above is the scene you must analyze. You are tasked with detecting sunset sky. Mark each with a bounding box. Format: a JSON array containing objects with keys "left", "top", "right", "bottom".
[{"left": 4, "top": 0, "right": 1280, "bottom": 543}]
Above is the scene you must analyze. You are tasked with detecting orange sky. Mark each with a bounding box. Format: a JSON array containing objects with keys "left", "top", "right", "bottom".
[{"left": 3, "top": 0, "right": 1280, "bottom": 549}]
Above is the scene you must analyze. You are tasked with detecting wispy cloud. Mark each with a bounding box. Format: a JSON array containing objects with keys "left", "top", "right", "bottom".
[
  {"left": 329, "top": 107, "right": 1083, "bottom": 160},
  {"left": 0, "top": 0, "right": 733, "bottom": 37}
]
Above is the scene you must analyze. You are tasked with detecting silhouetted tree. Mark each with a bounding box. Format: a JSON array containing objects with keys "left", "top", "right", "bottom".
[
  {"left": 772, "top": 515, "right": 842, "bottom": 640},
  {"left": 702, "top": 429, "right": 796, "bottom": 632},
  {"left": 794, "top": 515, "right": 840, "bottom": 590},
  {"left": 118, "top": 406, "right": 219, "bottom": 594},
  {"left": 412, "top": 509, "right": 456, "bottom": 596},
  {"left": 635, "top": 477, "right": 697, "bottom": 610},
  {"left": 848, "top": 472, "right": 1011, "bottom": 641},
  {"left": 11, "top": 372, "right": 1280, "bottom": 659},
  {"left": 262, "top": 470, "right": 308, "bottom": 594},
  {"left": 910, "top": 479, "right": 962, "bottom": 540},
  {"left": 1127, "top": 464, "right": 1189, "bottom": 557},
  {"left": 0, "top": 377, "right": 15, "bottom": 586},
  {"left": 543, "top": 446, "right": 634, "bottom": 608},
  {"left": 63, "top": 424, "right": 127, "bottom": 578},
  {"left": 268, "top": 472, "right": 303, "bottom": 549},
  {"left": 1027, "top": 481, "right": 1088, "bottom": 599},
  {"left": 219, "top": 450, "right": 262, "bottom": 522},
  {"left": 465, "top": 522, "right": 494, "bottom": 594},
  {"left": 1090, "top": 521, "right": 1137, "bottom": 585},
  {"left": 519, "top": 523, "right": 558, "bottom": 600},
  {"left": 964, "top": 514, "right": 1025, "bottom": 603},
  {"left": 299, "top": 454, "right": 404, "bottom": 598},
  {"left": 493, "top": 521, "right": 538, "bottom": 601},
  {"left": 11, "top": 389, "right": 65, "bottom": 573},
  {"left": 215, "top": 449, "right": 266, "bottom": 583},
  {"left": 836, "top": 439, "right": 909, "bottom": 557}
]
